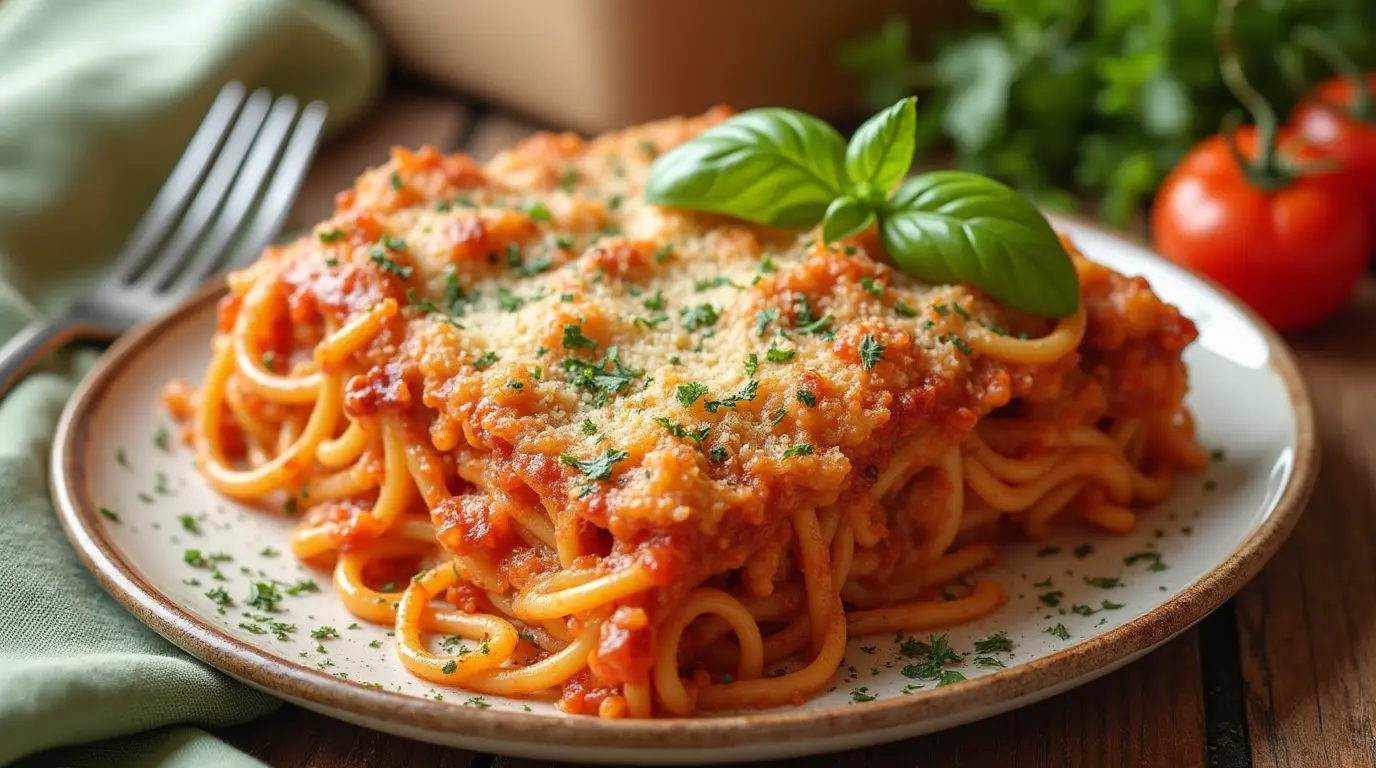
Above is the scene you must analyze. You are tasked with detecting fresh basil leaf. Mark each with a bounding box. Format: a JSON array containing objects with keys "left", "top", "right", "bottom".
[
  {"left": 879, "top": 171, "right": 1079, "bottom": 317},
  {"left": 644, "top": 108, "right": 847, "bottom": 227},
  {"left": 845, "top": 96, "right": 917, "bottom": 194},
  {"left": 822, "top": 196, "right": 876, "bottom": 243}
]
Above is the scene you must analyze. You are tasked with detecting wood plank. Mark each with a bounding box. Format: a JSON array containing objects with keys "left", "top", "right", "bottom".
[
  {"left": 1235, "top": 277, "right": 1376, "bottom": 768},
  {"left": 288, "top": 91, "right": 473, "bottom": 231}
]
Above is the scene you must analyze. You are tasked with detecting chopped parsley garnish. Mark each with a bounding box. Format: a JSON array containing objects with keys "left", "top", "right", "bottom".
[
  {"left": 676, "top": 382, "right": 709, "bottom": 408},
  {"left": 1073, "top": 544, "right": 1094, "bottom": 558},
  {"left": 898, "top": 633, "right": 961, "bottom": 680},
  {"left": 638, "top": 140, "right": 658, "bottom": 158},
  {"left": 744, "top": 353, "right": 759, "bottom": 377},
  {"left": 633, "top": 314, "right": 669, "bottom": 330},
  {"left": 562, "top": 324, "right": 599, "bottom": 351},
  {"left": 694, "top": 276, "right": 741, "bottom": 292},
  {"left": 443, "top": 267, "right": 478, "bottom": 316},
  {"left": 781, "top": 443, "right": 814, "bottom": 460},
  {"left": 1045, "top": 623, "right": 1071, "bottom": 640},
  {"left": 245, "top": 582, "right": 283, "bottom": 612},
  {"left": 973, "top": 656, "right": 1005, "bottom": 668},
  {"left": 703, "top": 379, "right": 758, "bottom": 413},
  {"left": 505, "top": 380, "right": 524, "bottom": 390},
  {"left": 441, "top": 660, "right": 458, "bottom": 675},
  {"left": 390, "top": 171, "right": 404, "bottom": 190},
  {"left": 795, "top": 313, "right": 834, "bottom": 335},
  {"left": 239, "top": 623, "right": 267, "bottom": 635},
  {"left": 318, "top": 229, "right": 346, "bottom": 243},
  {"left": 496, "top": 286, "right": 525, "bottom": 312},
  {"left": 952, "top": 304, "right": 972, "bottom": 320},
  {"left": 894, "top": 301, "right": 917, "bottom": 318},
  {"left": 580, "top": 418, "right": 598, "bottom": 436},
  {"left": 850, "top": 687, "right": 877, "bottom": 702},
  {"left": 642, "top": 290, "right": 666, "bottom": 311},
  {"left": 184, "top": 549, "right": 232, "bottom": 568},
  {"left": 709, "top": 446, "right": 728, "bottom": 464},
  {"left": 653, "top": 244, "right": 673, "bottom": 263},
  {"left": 765, "top": 342, "right": 795, "bottom": 363},
  {"left": 270, "top": 622, "right": 296, "bottom": 641},
  {"left": 933, "top": 303, "right": 949, "bottom": 316},
  {"left": 680, "top": 303, "right": 721, "bottom": 332},
  {"left": 1083, "top": 576, "right": 1121, "bottom": 589},
  {"left": 369, "top": 247, "right": 413, "bottom": 279},
  {"left": 115, "top": 447, "right": 129, "bottom": 468},
  {"left": 559, "top": 168, "right": 578, "bottom": 192},
  {"left": 464, "top": 696, "right": 491, "bottom": 708},
  {"left": 205, "top": 587, "right": 232, "bottom": 607},
  {"left": 771, "top": 408, "right": 786, "bottom": 425},
  {"left": 561, "top": 346, "right": 642, "bottom": 404},
  {"left": 525, "top": 201, "right": 552, "bottom": 222},
  {"left": 1101, "top": 599, "right": 1126, "bottom": 610},
  {"left": 950, "top": 336, "right": 973, "bottom": 356},
  {"left": 973, "top": 632, "right": 1014, "bottom": 654},
  {"left": 754, "top": 308, "right": 779, "bottom": 337},
  {"left": 553, "top": 234, "right": 575, "bottom": 249},
  {"left": 607, "top": 194, "right": 623, "bottom": 211},
  {"left": 936, "top": 670, "right": 966, "bottom": 687},
  {"left": 178, "top": 514, "right": 201, "bottom": 535},
  {"left": 1124, "top": 552, "right": 1168, "bottom": 571},
  {"left": 859, "top": 335, "right": 886, "bottom": 370},
  {"left": 860, "top": 277, "right": 883, "bottom": 299},
  {"left": 654, "top": 417, "right": 710, "bottom": 447},
  {"left": 796, "top": 390, "right": 816, "bottom": 407},
  {"left": 471, "top": 351, "right": 500, "bottom": 370},
  {"left": 380, "top": 233, "right": 407, "bottom": 251},
  {"left": 311, "top": 626, "right": 339, "bottom": 640},
  {"left": 284, "top": 579, "right": 319, "bottom": 596},
  {"left": 560, "top": 448, "right": 629, "bottom": 483},
  {"left": 1039, "top": 590, "right": 1064, "bottom": 607},
  {"left": 154, "top": 427, "right": 171, "bottom": 452},
  {"left": 99, "top": 507, "right": 120, "bottom": 523}
]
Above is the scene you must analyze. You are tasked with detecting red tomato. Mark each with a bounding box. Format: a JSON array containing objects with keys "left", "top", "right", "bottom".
[
  {"left": 1151, "top": 126, "right": 1373, "bottom": 332},
  {"left": 1291, "top": 73, "right": 1376, "bottom": 206}
]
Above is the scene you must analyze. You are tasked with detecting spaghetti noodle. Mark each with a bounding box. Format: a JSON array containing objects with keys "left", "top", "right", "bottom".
[{"left": 172, "top": 110, "right": 1204, "bottom": 717}]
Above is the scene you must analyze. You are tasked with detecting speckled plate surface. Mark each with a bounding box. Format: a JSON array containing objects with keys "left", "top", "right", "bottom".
[{"left": 51, "top": 216, "right": 1317, "bottom": 764}]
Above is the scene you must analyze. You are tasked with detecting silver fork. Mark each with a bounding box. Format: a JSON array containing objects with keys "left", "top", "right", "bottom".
[{"left": 0, "top": 82, "right": 327, "bottom": 397}]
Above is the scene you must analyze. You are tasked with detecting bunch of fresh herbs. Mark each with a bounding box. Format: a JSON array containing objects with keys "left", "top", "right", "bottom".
[{"left": 839, "top": 0, "right": 1376, "bottom": 224}]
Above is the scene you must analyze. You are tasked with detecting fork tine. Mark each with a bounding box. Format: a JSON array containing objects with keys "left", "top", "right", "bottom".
[
  {"left": 159, "top": 95, "right": 301, "bottom": 292},
  {"left": 106, "top": 83, "right": 247, "bottom": 281},
  {"left": 228, "top": 100, "right": 329, "bottom": 270},
  {"left": 133, "top": 89, "right": 273, "bottom": 289}
]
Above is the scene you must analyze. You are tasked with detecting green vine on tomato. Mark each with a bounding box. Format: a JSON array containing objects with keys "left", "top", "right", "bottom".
[
  {"left": 1150, "top": 0, "right": 1374, "bottom": 333},
  {"left": 643, "top": 97, "right": 1081, "bottom": 319}
]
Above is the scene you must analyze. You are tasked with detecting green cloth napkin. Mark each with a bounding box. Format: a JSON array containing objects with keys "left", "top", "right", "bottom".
[{"left": 0, "top": 0, "right": 384, "bottom": 765}]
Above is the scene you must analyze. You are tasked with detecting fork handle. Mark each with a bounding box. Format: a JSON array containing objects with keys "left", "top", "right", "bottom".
[{"left": 0, "top": 320, "right": 79, "bottom": 399}]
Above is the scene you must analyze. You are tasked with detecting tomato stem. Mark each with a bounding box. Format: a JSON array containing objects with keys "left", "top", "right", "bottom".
[
  {"left": 1292, "top": 25, "right": 1376, "bottom": 123},
  {"left": 1214, "top": 0, "right": 1290, "bottom": 191}
]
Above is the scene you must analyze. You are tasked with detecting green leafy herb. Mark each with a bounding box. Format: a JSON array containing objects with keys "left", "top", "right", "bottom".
[
  {"left": 525, "top": 201, "right": 552, "bottom": 222},
  {"left": 154, "top": 427, "right": 171, "bottom": 452},
  {"left": 178, "top": 514, "right": 201, "bottom": 535},
  {"left": 973, "top": 655, "right": 1005, "bottom": 668},
  {"left": 580, "top": 418, "right": 598, "bottom": 436},
  {"left": 1083, "top": 576, "right": 1120, "bottom": 589},
  {"left": 754, "top": 308, "right": 779, "bottom": 337},
  {"left": 860, "top": 276, "right": 884, "bottom": 299},
  {"left": 781, "top": 443, "right": 814, "bottom": 459},
  {"left": 744, "top": 353, "right": 760, "bottom": 377},
  {"left": 709, "top": 446, "right": 728, "bottom": 464},
  {"left": 643, "top": 97, "right": 1080, "bottom": 317},
  {"left": 1045, "top": 623, "right": 1070, "bottom": 640},
  {"left": 850, "top": 687, "right": 877, "bottom": 702},
  {"left": 496, "top": 286, "right": 525, "bottom": 312},
  {"left": 318, "top": 229, "right": 346, "bottom": 243},
  {"left": 766, "top": 343, "right": 795, "bottom": 363},
  {"left": 654, "top": 417, "right": 710, "bottom": 447},
  {"left": 390, "top": 171, "right": 404, "bottom": 191},
  {"left": 676, "top": 382, "right": 709, "bottom": 408},
  {"left": 973, "top": 632, "right": 1014, "bottom": 654},
  {"left": 644, "top": 107, "right": 848, "bottom": 227},
  {"left": 680, "top": 303, "right": 721, "bottom": 332},
  {"left": 245, "top": 582, "right": 283, "bottom": 612},
  {"left": 471, "top": 351, "right": 500, "bottom": 370},
  {"left": 859, "top": 334, "right": 886, "bottom": 369},
  {"left": 99, "top": 507, "right": 120, "bottom": 523},
  {"left": 369, "top": 247, "right": 413, "bottom": 280},
  {"left": 643, "top": 290, "right": 666, "bottom": 311},
  {"left": 796, "top": 389, "right": 817, "bottom": 407},
  {"left": 559, "top": 449, "right": 629, "bottom": 483},
  {"left": 311, "top": 626, "right": 339, "bottom": 640},
  {"left": 703, "top": 379, "right": 758, "bottom": 413},
  {"left": 898, "top": 633, "right": 962, "bottom": 680},
  {"left": 562, "top": 324, "right": 599, "bottom": 351},
  {"left": 205, "top": 587, "right": 232, "bottom": 607}
]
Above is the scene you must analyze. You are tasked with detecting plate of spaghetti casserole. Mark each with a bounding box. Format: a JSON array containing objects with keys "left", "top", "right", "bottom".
[{"left": 51, "top": 105, "right": 1315, "bottom": 763}]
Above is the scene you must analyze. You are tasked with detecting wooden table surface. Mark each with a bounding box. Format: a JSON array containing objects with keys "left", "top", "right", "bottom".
[{"left": 219, "top": 89, "right": 1376, "bottom": 768}]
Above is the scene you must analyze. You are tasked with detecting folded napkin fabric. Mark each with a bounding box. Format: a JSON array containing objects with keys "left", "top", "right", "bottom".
[{"left": 0, "top": 0, "right": 383, "bottom": 764}]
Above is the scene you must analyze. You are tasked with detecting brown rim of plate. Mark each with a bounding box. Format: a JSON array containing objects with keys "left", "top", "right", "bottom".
[{"left": 50, "top": 216, "right": 1318, "bottom": 753}]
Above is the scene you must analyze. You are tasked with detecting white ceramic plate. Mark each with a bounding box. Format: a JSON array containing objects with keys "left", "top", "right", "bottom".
[{"left": 51, "top": 216, "right": 1316, "bottom": 764}]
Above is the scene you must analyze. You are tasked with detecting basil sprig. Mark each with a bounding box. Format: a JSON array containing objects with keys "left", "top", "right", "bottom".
[{"left": 644, "top": 98, "right": 1080, "bottom": 318}]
